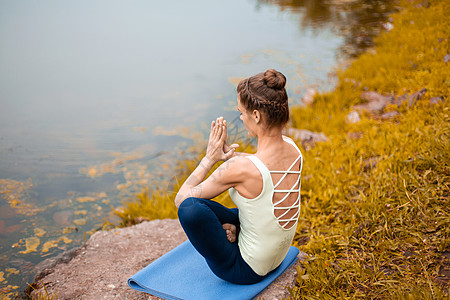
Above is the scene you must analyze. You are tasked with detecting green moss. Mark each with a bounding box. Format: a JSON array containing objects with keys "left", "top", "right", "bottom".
[{"left": 115, "top": 0, "right": 449, "bottom": 297}]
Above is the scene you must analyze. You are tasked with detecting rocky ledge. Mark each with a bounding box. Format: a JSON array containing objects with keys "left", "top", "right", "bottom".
[{"left": 30, "top": 219, "right": 302, "bottom": 300}]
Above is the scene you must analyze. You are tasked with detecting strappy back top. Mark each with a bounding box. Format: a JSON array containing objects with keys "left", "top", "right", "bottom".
[{"left": 229, "top": 136, "right": 303, "bottom": 276}]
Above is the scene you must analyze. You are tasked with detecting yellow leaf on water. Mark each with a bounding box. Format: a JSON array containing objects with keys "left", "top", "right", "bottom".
[
  {"left": 73, "top": 219, "right": 86, "bottom": 226},
  {"left": 42, "top": 240, "right": 59, "bottom": 253},
  {"left": 97, "top": 192, "right": 107, "bottom": 198},
  {"left": 116, "top": 183, "right": 129, "bottom": 190},
  {"left": 19, "top": 236, "right": 40, "bottom": 254},
  {"left": 109, "top": 152, "right": 122, "bottom": 157},
  {"left": 62, "top": 226, "right": 77, "bottom": 234},
  {"left": 0, "top": 179, "right": 42, "bottom": 216},
  {"left": 0, "top": 271, "right": 5, "bottom": 283},
  {"left": 132, "top": 127, "right": 147, "bottom": 132},
  {"left": 59, "top": 236, "right": 72, "bottom": 244},
  {"left": 74, "top": 210, "right": 87, "bottom": 215},
  {"left": 34, "top": 228, "right": 46, "bottom": 237},
  {"left": 42, "top": 236, "right": 72, "bottom": 253},
  {"left": 87, "top": 166, "right": 98, "bottom": 178},
  {"left": 137, "top": 179, "right": 148, "bottom": 185},
  {"left": 76, "top": 196, "right": 96, "bottom": 203},
  {"left": 5, "top": 268, "right": 19, "bottom": 276},
  {"left": 227, "top": 77, "right": 245, "bottom": 86}
]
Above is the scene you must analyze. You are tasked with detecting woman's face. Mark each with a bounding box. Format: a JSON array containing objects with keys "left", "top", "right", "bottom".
[{"left": 237, "top": 96, "right": 258, "bottom": 137}]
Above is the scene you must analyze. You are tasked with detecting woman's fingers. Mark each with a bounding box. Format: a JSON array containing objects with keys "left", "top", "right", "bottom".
[
  {"left": 217, "top": 122, "right": 224, "bottom": 141},
  {"left": 223, "top": 146, "right": 235, "bottom": 160},
  {"left": 208, "top": 116, "right": 238, "bottom": 161},
  {"left": 212, "top": 123, "right": 220, "bottom": 140},
  {"left": 210, "top": 118, "right": 223, "bottom": 143},
  {"left": 209, "top": 120, "right": 216, "bottom": 140},
  {"left": 222, "top": 119, "right": 228, "bottom": 143}
]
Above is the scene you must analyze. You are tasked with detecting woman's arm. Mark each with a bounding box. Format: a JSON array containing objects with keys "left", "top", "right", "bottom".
[{"left": 175, "top": 118, "right": 238, "bottom": 208}]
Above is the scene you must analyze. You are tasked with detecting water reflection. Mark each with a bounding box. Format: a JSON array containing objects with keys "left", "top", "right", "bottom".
[{"left": 257, "top": 0, "right": 397, "bottom": 56}]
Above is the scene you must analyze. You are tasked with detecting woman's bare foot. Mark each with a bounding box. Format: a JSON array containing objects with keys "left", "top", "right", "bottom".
[{"left": 222, "top": 223, "right": 237, "bottom": 243}]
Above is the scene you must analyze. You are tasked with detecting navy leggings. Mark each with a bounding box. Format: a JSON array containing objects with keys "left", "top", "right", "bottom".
[{"left": 177, "top": 197, "right": 266, "bottom": 284}]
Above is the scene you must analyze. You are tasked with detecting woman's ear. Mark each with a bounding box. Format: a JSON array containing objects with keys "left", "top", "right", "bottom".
[{"left": 252, "top": 110, "right": 261, "bottom": 124}]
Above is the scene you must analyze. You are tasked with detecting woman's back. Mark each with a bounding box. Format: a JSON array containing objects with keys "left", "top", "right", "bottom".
[
  {"left": 234, "top": 136, "right": 302, "bottom": 229},
  {"left": 176, "top": 69, "right": 303, "bottom": 283},
  {"left": 229, "top": 136, "right": 302, "bottom": 275}
]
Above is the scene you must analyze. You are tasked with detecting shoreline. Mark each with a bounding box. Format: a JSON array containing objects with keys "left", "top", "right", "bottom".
[{"left": 28, "top": 219, "right": 304, "bottom": 299}]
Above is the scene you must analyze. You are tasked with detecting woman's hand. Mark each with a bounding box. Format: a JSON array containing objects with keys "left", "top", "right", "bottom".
[
  {"left": 206, "top": 117, "right": 237, "bottom": 163},
  {"left": 175, "top": 117, "right": 240, "bottom": 207},
  {"left": 222, "top": 119, "right": 239, "bottom": 155}
]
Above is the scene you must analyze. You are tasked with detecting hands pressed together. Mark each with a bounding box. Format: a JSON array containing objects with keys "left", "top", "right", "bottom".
[
  {"left": 206, "top": 117, "right": 239, "bottom": 163},
  {"left": 175, "top": 117, "right": 239, "bottom": 208}
]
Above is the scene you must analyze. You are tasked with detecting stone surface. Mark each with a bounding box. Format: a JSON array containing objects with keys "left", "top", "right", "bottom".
[
  {"left": 284, "top": 128, "right": 328, "bottom": 150},
  {"left": 430, "top": 96, "right": 445, "bottom": 105},
  {"left": 352, "top": 91, "right": 394, "bottom": 113},
  {"left": 380, "top": 111, "right": 400, "bottom": 120},
  {"left": 346, "top": 110, "right": 361, "bottom": 123},
  {"left": 30, "top": 219, "right": 302, "bottom": 300},
  {"left": 351, "top": 89, "right": 427, "bottom": 115}
]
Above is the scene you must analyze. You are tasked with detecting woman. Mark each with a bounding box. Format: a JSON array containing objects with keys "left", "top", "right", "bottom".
[{"left": 175, "top": 69, "right": 303, "bottom": 284}]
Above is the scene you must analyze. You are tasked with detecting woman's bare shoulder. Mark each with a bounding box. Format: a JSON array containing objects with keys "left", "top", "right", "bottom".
[
  {"left": 220, "top": 156, "right": 258, "bottom": 178},
  {"left": 224, "top": 155, "right": 254, "bottom": 170}
]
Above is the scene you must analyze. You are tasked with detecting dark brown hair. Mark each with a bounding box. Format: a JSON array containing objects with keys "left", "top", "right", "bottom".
[{"left": 237, "top": 69, "right": 289, "bottom": 128}]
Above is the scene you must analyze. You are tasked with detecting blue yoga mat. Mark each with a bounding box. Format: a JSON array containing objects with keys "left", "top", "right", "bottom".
[{"left": 128, "top": 240, "right": 299, "bottom": 300}]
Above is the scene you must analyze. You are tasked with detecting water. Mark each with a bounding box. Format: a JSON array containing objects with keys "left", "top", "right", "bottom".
[{"left": 0, "top": 0, "right": 394, "bottom": 296}]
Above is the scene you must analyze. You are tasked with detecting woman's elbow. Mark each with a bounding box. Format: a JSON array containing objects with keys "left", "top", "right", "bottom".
[
  {"left": 174, "top": 195, "right": 182, "bottom": 208},
  {"left": 174, "top": 192, "right": 187, "bottom": 208}
]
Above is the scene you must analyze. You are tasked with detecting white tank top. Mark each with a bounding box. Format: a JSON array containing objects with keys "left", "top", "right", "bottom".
[{"left": 229, "top": 137, "right": 303, "bottom": 276}]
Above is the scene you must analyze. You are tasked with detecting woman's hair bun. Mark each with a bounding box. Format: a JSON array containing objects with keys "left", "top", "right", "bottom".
[{"left": 263, "top": 69, "right": 286, "bottom": 90}]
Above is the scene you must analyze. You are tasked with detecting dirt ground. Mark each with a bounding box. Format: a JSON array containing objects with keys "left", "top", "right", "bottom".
[{"left": 30, "top": 219, "right": 301, "bottom": 299}]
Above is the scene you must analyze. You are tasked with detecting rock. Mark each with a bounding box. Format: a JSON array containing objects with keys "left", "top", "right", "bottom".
[
  {"left": 393, "top": 88, "right": 427, "bottom": 108},
  {"left": 302, "top": 88, "right": 317, "bottom": 106},
  {"left": 29, "top": 219, "right": 303, "bottom": 300},
  {"left": 360, "top": 91, "right": 394, "bottom": 104},
  {"left": 445, "top": 54, "right": 450, "bottom": 63},
  {"left": 283, "top": 128, "right": 328, "bottom": 149},
  {"left": 352, "top": 91, "right": 394, "bottom": 113},
  {"left": 346, "top": 111, "right": 361, "bottom": 123},
  {"left": 407, "top": 88, "right": 427, "bottom": 107},
  {"left": 414, "top": 1, "right": 430, "bottom": 8},
  {"left": 380, "top": 111, "right": 400, "bottom": 120},
  {"left": 382, "top": 22, "right": 394, "bottom": 31},
  {"left": 32, "top": 246, "right": 84, "bottom": 283},
  {"left": 0, "top": 220, "right": 23, "bottom": 234},
  {"left": 353, "top": 89, "right": 427, "bottom": 115},
  {"left": 53, "top": 210, "right": 73, "bottom": 226},
  {"left": 430, "top": 96, "right": 445, "bottom": 104}
]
